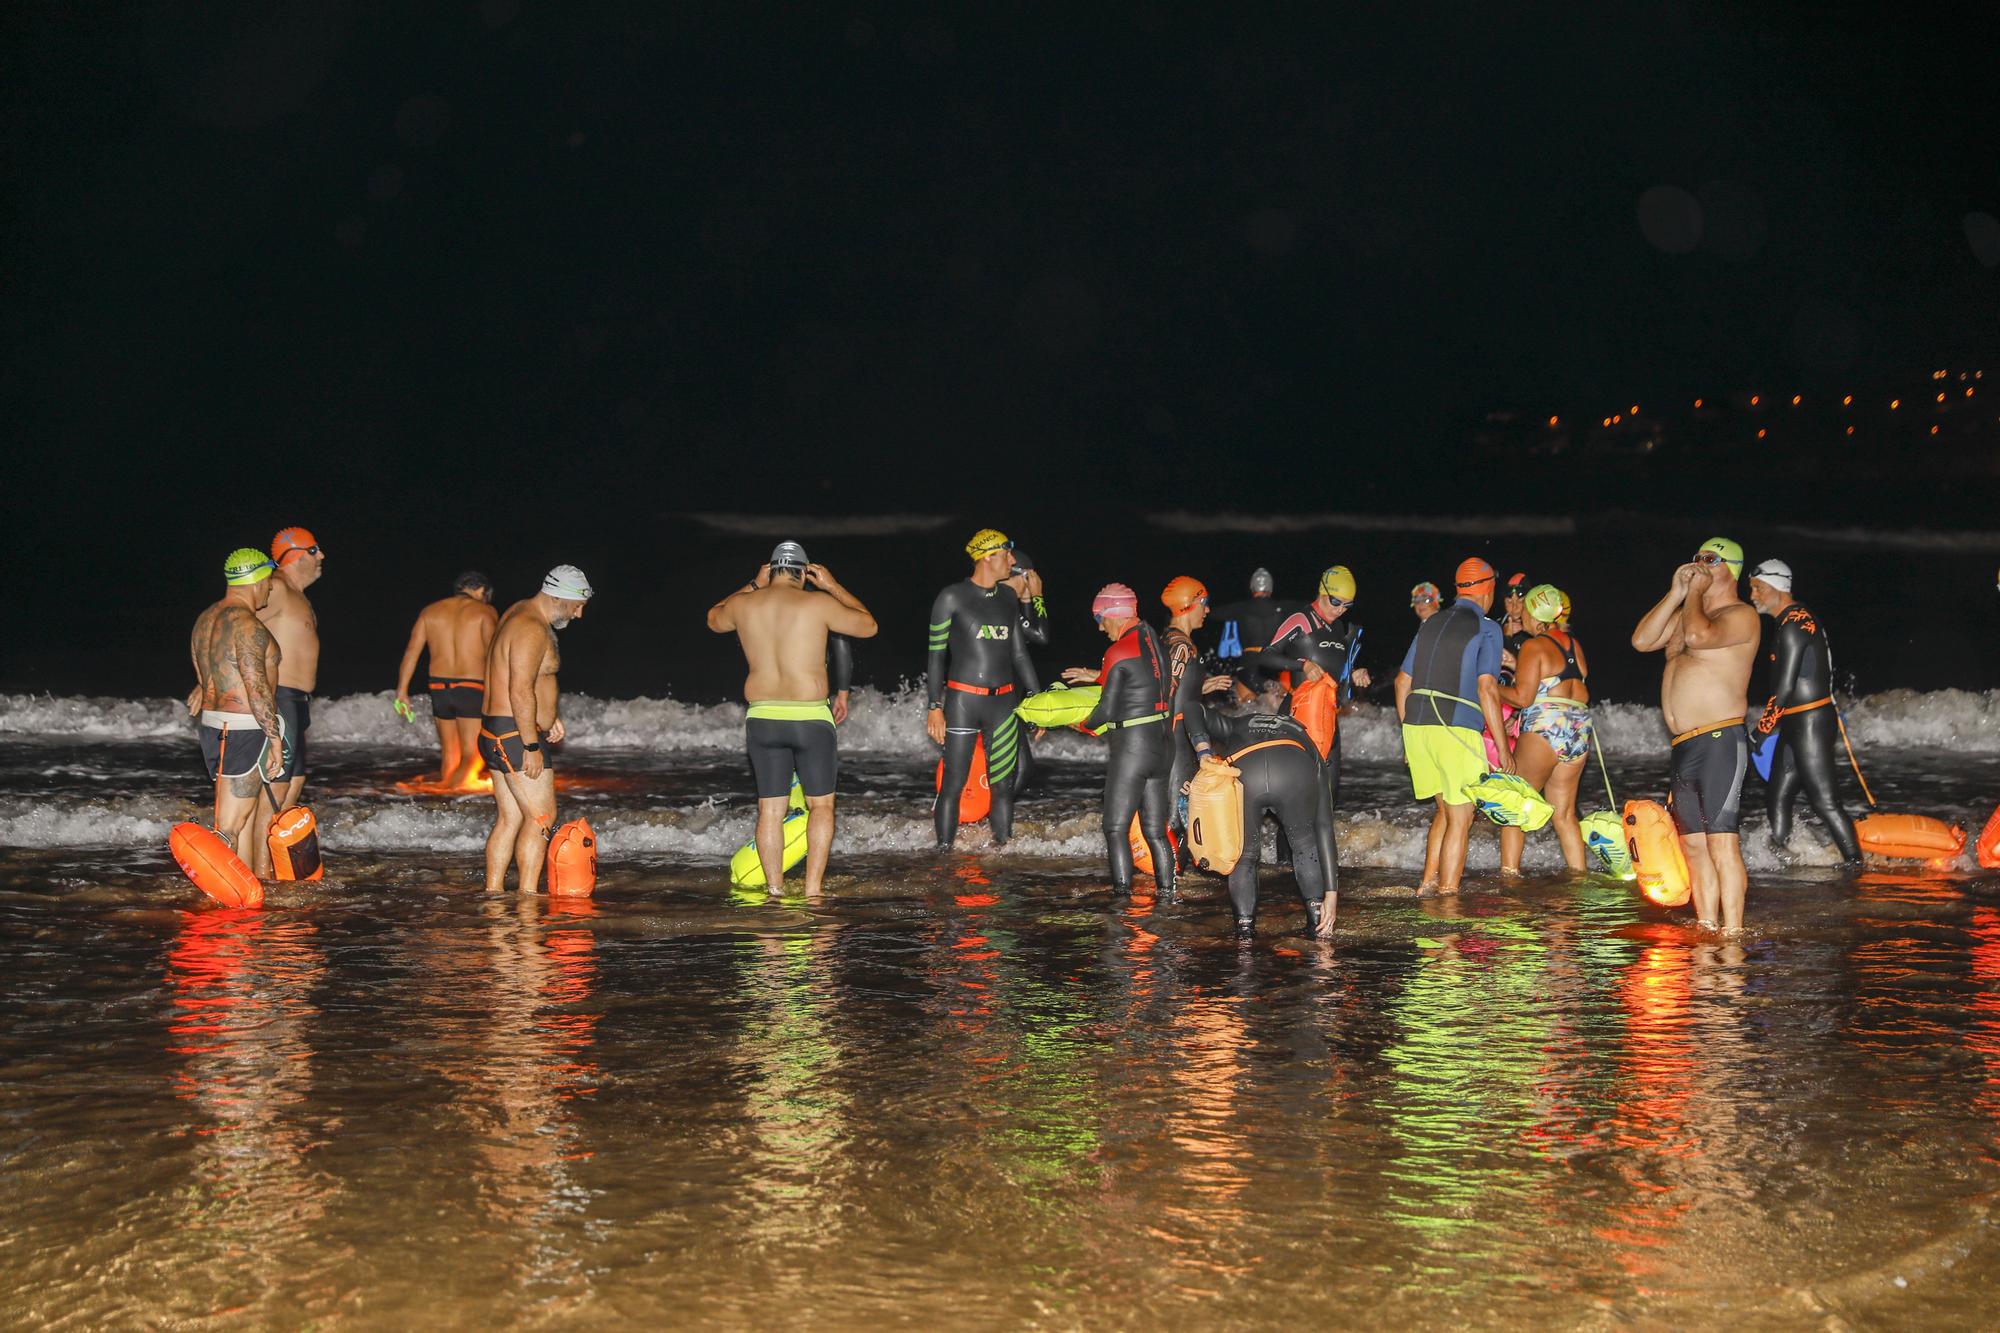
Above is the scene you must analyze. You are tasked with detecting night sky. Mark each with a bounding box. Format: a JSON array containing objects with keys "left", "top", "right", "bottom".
[{"left": 3, "top": 3, "right": 1997, "bottom": 690}]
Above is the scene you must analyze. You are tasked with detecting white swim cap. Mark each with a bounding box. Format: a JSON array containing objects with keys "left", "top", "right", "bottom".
[
  {"left": 1749, "top": 559, "right": 1792, "bottom": 594},
  {"left": 1249, "top": 567, "right": 1274, "bottom": 595},
  {"left": 542, "top": 565, "right": 594, "bottom": 600}
]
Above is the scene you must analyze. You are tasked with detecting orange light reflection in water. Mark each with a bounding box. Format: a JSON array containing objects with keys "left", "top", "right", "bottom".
[{"left": 1596, "top": 942, "right": 1697, "bottom": 1283}]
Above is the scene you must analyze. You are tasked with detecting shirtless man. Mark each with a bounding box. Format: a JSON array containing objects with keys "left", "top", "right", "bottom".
[
  {"left": 396, "top": 571, "right": 501, "bottom": 785},
  {"left": 259, "top": 527, "right": 324, "bottom": 812},
  {"left": 480, "top": 566, "right": 593, "bottom": 894},
  {"left": 1631, "top": 537, "right": 1760, "bottom": 931},
  {"left": 707, "top": 542, "right": 878, "bottom": 896},
  {"left": 189, "top": 549, "right": 286, "bottom": 874}
]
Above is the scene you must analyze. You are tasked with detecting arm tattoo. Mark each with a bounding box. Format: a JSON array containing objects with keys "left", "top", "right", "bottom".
[{"left": 234, "top": 616, "right": 281, "bottom": 734}]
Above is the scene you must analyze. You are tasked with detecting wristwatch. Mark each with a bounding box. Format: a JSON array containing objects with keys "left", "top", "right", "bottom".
[{"left": 522, "top": 741, "right": 541, "bottom": 753}]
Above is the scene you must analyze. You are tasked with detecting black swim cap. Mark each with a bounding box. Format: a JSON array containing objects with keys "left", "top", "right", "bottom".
[{"left": 455, "top": 570, "right": 491, "bottom": 593}]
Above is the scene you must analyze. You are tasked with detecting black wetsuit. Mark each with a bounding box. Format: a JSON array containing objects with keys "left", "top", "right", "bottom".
[
  {"left": 1762, "top": 601, "right": 1861, "bottom": 862},
  {"left": 828, "top": 631, "right": 853, "bottom": 702},
  {"left": 1211, "top": 596, "right": 1291, "bottom": 690},
  {"left": 1261, "top": 605, "right": 1362, "bottom": 811},
  {"left": 1082, "top": 623, "right": 1175, "bottom": 895},
  {"left": 928, "top": 580, "right": 1040, "bottom": 846},
  {"left": 1201, "top": 708, "right": 1339, "bottom": 933},
  {"left": 1163, "top": 625, "right": 1214, "bottom": 844},
  {"left": 1011, "top": 589, "right": 1050, "bottom": 794}
]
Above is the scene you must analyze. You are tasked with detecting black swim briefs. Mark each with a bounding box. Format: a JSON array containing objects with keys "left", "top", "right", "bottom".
[
  {"left": 745, "top": 702, "right": 838, "bottom": 799},
  {"left": 1668, "top": 724, "right": 1748, "bottom": 836},
  {"left": 428, "top": 677, "right": 486, "bottom": 721},
  {"left": 199, "top": 712, "right": 283, "bottom": 782},
  {"left": 479, "top": 714, "right": 550, "bottom": 777},
  {"left": 274, "top": 686, "right": 311, "bottom": 781}
]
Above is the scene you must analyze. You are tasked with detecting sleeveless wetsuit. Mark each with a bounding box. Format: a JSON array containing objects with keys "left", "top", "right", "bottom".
[
  {"left": 1211, "top": 596, "right": 1292, "bottom": 688},
  {"left": 1262, "top": 607, "right": 1362, "bottom": 810},
  {"left": 1202, "top": 708, "right": 1339, "bottom": 934},
  {"left": 927, "top": 580, "right": 1040, "bottom": 846},
  {"left": 1761, "top": 601, "right": 1860, "bottom": 862},
  {"left": 1082, "top": 623, "right": 1175, "bottom": 895}
]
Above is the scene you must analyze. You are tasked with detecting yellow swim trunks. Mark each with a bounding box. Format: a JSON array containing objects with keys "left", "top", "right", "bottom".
[{"left": 1403, "top": 724, "right": 1486, "bottom": 806}]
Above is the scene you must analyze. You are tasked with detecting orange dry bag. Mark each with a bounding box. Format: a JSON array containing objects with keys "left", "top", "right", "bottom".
[
  {"left": 1855, "top": 813, "right": 1965, "bottom": 862},
  {"left": 266, "top": 806, "right": 323, "bottom": 882},
  {"left": 1978, "top": 803, "right": 2000, "bottom": 870},
  {"left": 548, "top": 818, "right": 597, "bottom": 897},
  {"left": 169, "top": 822, "right": 264, "bottom": 909},
  {"left": 934, "top": 736, "right": 992, "bottom": 824},
  {"left": 1186, "top": 761, "right": 1245, "bottom": 874},
  {"left": 1289, "top": 674, "right": 1340, "bottom": 761},
  {"left": 1128, "top": 813, "right": 1180, "bottom": 878},
  {"left": 1623, "top": 800, "right": 1690, "bottom": 908}
]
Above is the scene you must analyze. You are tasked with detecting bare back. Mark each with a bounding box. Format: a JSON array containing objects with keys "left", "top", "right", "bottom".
[
  {"left": 261, "top": 579, "right": 319, "bottom": 690},
  {"left": 729, "top": 584, "right": 837, "bottom": 703},
  {"left": 1660, "top": 599, "right": 1757, "bottom": 733},
  {"left": 420, "top": 595, "right": 501, "bottom": 678},
  {"left": 191, "top": 601, "right": 280, "bottom": 713},
  {"left": 485, "top": 600, "right": 560, "bottom": 728}
]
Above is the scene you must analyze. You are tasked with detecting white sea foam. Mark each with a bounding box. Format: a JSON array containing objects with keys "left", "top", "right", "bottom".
[
  {"left": 1763, "top": 522, "right": 2000, "bottom": 552},
  {"left": 687, "top": 513, "right": 955, "bottom": 537}
]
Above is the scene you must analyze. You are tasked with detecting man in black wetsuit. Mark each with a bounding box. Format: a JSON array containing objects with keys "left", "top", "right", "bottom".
[
  {"left": 926, "top": 528, "right": 1040, "bottom": 847},
  {"left": 1260, "top": 565, "right": 1372, "bottom": 810},
  {"left": 1001, "top": 550, "right": 1049, "bottom": 793},
  {"left": 1065, "top": 583, "right": 1176, "bottom": 897},
  {"left": 1198, "top": 705, "right": 1340, "bottom": 939},
  {"left": 1748, "top": 559, "right": 1862, "bottom": 863},
  {"left": 1211, "top": 568, "right": 1291, "bottom": 702}
]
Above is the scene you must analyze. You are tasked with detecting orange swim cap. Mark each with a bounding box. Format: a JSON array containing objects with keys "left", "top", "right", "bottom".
[
  {"left": 272, "top": 527, "right": 320, "bottom": 566},
  {"left": 1455, "top": 557, "right": 1496, "bottom": 591},
  {"left": 1161, "top": 575, "right": 1208, "bottom": 613}
]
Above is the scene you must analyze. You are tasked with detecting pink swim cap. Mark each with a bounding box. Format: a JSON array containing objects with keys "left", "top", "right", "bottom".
[{"left": 1091, "top": 582, "right": 1139, "bottom": 620}]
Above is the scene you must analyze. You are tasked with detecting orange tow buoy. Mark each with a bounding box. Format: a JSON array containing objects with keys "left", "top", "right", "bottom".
[
  {"left": 547, "top": 818, "right": 597, "bottom": 897},
  {"left": 266, "top": 806, "right": 323, "bottom": 882},
  {"left": 1978, "top": 803, "right": 2000, "bottom": 870},
  {"left": 168, "top": 822, "right": 264, "bottom": 909},
  {"left": 934, "top": 736, "right": 992, "bottom": 824},
  {"left": 1623, "top": 800, "right": 1690, "bottom": 908},
  {"left": 1855, "top": 813, "right": 1965, "bottom": 862}
]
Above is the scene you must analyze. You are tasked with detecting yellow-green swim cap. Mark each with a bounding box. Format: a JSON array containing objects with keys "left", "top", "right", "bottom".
[
  {"left": 1525, "top": 583, "right": 1564, "bottom": 624},
  {"left": 224, "top": 548, "right": 276, "bottom": 586},
  {"left": 1696, "top": 536, "right": 1743, "bottom": 578}
]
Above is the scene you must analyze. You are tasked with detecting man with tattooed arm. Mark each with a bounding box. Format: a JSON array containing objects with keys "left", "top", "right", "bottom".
[{"left": 189, "top": 550, "right": 288, "bottom": 876}]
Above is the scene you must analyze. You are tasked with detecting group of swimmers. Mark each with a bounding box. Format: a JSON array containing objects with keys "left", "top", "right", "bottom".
[{"left": 188, "top": 526, "right": 1855, "bottom": 939}]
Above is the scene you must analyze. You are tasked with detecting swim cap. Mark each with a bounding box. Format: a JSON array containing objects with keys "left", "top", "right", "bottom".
[
  {"left": 1317, "top": 565, "right": 1356, "bottom": 603},
  {"left": 1749, "top": 558, "right": 1792, "bottom": 593},
  {"left": 769, "top": 541, "right": 809, "bottom": 573},
  {"left": 1091, "top": 582, "right": 1139, "bottom": 620},
  {"left": 1505, "top": 572, "right": 1530, "bottom": 597},
  {"left": 541, "top": 565, "right": 594, "bottom": 600},
  {"left": 1455, "top": 557, "right": 1497, "bottom": 591},
  {"left": 966, "top": 528, "right": 1013, "bottom": 560},
  {"left": 224, "top": 548, "right": 276, "bottom": 586},
  {"left": 1410, "top": 581, "right": 1440, "bottom": 605},
  {"left": 1008, "top": 550, "right": 1035, "bottom": 575},
  {"left": 271, "top": 527, "right": 320, "bottom": 566},
  {"left": 1524, "top": 583, "right": 1564, "bottom": 624},
  {"left": 1161, "top": 575, "right": 1208, "bottom": 613},
  {"left": 454, "top": 570, "right": 491, "bottom": 594},
  {"left": 1249, "top": 567, "right": 1274, "bottom": 596},
  {"left": 1696, "top": 536, "right": 1744, "bottom": 578}
]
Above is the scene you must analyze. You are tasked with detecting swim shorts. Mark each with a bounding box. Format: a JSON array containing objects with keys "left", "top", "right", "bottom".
[
  {"left": 746, "top": 701, "right": 838, "bottom": 799},
  {"left": 1668, "top": 724, "right": 1748, "bottom": 836},
  {"left": 274, "top": 686, "right": 311, "bottom": 781},
  {"left": 479, "top": 714, "right": 551, "bottom": 777},
  {"left": 1518, "top": 697, "right": 1592, "bottom": 764},
  {"left": 199, "top": 710, "right": 285, "bottom": 781},
  {"left": 428, "top": 677, "right": 485, "bottom": 721},
  {"left": 1403, "top": 723, "right": 1486, "bottom": 805}
]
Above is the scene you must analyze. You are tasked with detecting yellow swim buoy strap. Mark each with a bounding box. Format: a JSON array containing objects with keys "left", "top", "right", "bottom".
[
  {"left": 1092, "top": 710, "right": 1168, "bottom": 736},
  {"left": 1225, "top": 738, "right": 1308, "bottom": 763},
  {"left": 746, "top": 701, "right": 835, "bottom": 724},
  {"left": 1834, "top": 708, "right": 1877, "bottom": 808},
  {"left": 1669, "top": 718, "right": 1744, "bottom": 746}
]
